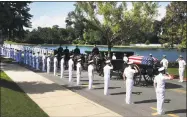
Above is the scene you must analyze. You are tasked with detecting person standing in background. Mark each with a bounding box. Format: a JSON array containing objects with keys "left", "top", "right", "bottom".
[{"left": 176, "top": 55, "right": 186, "bottom": 82}]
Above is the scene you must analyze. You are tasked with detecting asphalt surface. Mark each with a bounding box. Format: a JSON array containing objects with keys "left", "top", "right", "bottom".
[{"left": 15, "top": 64, "right": 187, "bottom": 117}]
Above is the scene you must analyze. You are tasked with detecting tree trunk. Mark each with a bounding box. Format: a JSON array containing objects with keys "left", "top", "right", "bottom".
[{"left": 107, "top": 41, "right": 112, "bottom": 59}]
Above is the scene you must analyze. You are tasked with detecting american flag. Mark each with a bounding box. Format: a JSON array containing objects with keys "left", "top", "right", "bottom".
[{"left": 128, "top": 56, "right": 158, "bottom": 65}]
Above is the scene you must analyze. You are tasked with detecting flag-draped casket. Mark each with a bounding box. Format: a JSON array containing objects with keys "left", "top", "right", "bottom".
[{"left": 128, "top": 56, "right": 158, "bottom": 66}]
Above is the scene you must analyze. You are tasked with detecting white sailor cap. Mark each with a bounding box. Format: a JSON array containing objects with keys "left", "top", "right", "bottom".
[
  {"left": 70, "top": 55, "right": 73, "bottom": 58},
  {"left": 77, "top": 59, "right": 81, "bottom": 62},
  {"left": 61, "top": 55, "right": 65, "bottom": 58},
  {"left": 149, "top": 53, "right": 152, "bottom": 56},
  {"left": 105, "top": 60, "right": 111, "bottom": 64},
  {"left": 158, "top": 67, "right": 165, "bottom": 72},
  {"left": 127, "top": 61, "right": 133, "bottom": 65},
  {"left": 179, "top": 55, "right": 183, "bottom": 58}
]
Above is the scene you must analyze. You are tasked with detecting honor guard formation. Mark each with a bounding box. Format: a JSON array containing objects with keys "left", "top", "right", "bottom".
[{"left": 1, "top": 43, "right": 186, "bottom": 116}]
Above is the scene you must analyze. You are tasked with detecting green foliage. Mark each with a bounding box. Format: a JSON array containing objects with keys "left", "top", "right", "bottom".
[
  {"left": 160, "top": 2, "right": 187, "bottom": 48},
  {"left": 145, "top": 40, "right": 150, "bottom": 45},
  {"left": 0, "top": 2, "right": 32, "bottom": 41}
]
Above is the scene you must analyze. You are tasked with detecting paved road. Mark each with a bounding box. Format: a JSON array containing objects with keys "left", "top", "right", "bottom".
[{"left": 21, "top": 65, "right": 187, "bottom": 117}]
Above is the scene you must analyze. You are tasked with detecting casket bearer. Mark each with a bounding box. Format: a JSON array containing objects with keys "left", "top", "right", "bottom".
[
  {"left": 103, "top": 60, "right": 113, "bottom": 95},
  {"left": 123, "top": 61, "right": 138, "bottom": 104},
  {"left": 154, "top": 67, "right": 172, "bottom": 115}
]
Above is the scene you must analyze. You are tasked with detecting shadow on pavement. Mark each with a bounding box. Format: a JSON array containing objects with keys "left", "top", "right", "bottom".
[
  {"left": 0, "top": 78, "right": 71, "bottom": 94},
  {"left": 94, "top": 87, "right": 121, "bottom": 90},
  {"left": 165, "top": 109, "right": 187, "bottom": 114},
  {"left": 165, "top": 82, "right": 183, "bottom": 89},
  {"left": 80, "top": 80, "right": 101, "bottom": 82},
  {"left": 134, "top": 99, "right": 171, "bottom": 104},
  {"left": 110, "top": 92, "right": 142, "bottom": 95}
]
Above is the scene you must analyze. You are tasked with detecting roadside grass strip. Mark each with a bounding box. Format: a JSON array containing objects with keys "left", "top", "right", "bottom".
[{"left": 0, "top": 71, "right": 49, "bottom": 117}]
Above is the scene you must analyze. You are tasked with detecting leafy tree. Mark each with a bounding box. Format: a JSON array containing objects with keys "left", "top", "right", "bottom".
[{"left": 0, "top": 2, "right": 32, "bottom": 41}]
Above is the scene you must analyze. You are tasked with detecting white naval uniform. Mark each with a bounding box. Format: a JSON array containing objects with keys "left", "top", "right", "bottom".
[
  {"left": 42, "top": 55, "right": 46, "bottom": 71},
  {"left": 154, "top": 73, "right": 171, "bottom": 115},
  {"left": 36, "top": 54, "right": 39, "bottom": 70},
  {"left": 32, "top": 54, "right": 35, "bottom": 68},
  {"left": 112, "top": 55, "right": 116, "bottom": 60},
  {"left": 76, "top": 62, "right": 81, "bottom": 85},
  {"left": 103, "top": 64, "right": 113, "bottom": 95},
  {"left": 160, "top": 58, "right": 169, "bottom": 71},
  {"left": 29, "top": 53, "right": 32, "bottom": 66},
  {"left": 60, "top": 58, "right": 64, "bottom": 78},
  {"left": 47, "top": 57, "right": 51, "bottom": 74},
  {"left": 177, "top": 59, "right": 186, "bottom": 82},
  {"left": 123, "top": 56, "right": 128, "bottom": 63},
  {"left": 24, "top": 51, "right": 26, "bottom": 64},
  {"left": 124, "top": 66, "right": 137, "bottom": 104},
  {"left": 68, "top": 58, "right": 74, "bottom": 82},
  {"left": 53, "top": 57, "right": 58, "bottom": 76},
  {"left": 88, "top": 64, "right": 94, "bottom": 89}
]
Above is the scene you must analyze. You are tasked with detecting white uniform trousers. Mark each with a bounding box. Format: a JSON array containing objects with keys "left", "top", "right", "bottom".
[
  {"left": 42, "top": 61, "right": 46, "bottom": 72},
  {"left": 69, "top": 68, "right": 73, "bottom": 82},
  {"left": 156, "top": 89, "right": 165, "bottom": 114},
  {"left": 47, "top": 65, "right": 50, "bottom": 74},
  {"left": 60, "top": 66, "right": 64, "bottom": 78},
  {"left": 88, "top": 74, "right": 93, "bottom": 90},
  {"left": 36, "top": 60, "right": 39, "bottom": 70},
  {"left": 179, "top": 68, "right": 185, "bottom": 82},
  {"left": 126, "top": 79, "right": 134, "bottom": 104},
  {"left": 77, "top": 73, "right": 81, "bottom": 85},
  {"left": 32, "top": 59, "right": 35, "bottom": 68},
  {"left": 54, "top": 64, "right": 57, "bottom": 76},
  {"left": 104, "top": 76, "right": 109, "bottom": 95}
]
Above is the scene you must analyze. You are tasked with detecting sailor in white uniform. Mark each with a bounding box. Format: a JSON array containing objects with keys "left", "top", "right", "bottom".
[
  {"left": 103, "top": 60, "right": 113, "bottom": 95},
  {"left": 42, "top": 53, "right": 46, "bottom": 72},
  {"left": 154, "top": 67, "right": 172, "bottom": 115},
  {"left": 53, "top": 54, "right": 58, "bottom": 76},
  {"left": 60, "top": 55, "right": 65, "bottom": 78},
  {"left": 47, "top": 55, "right": 51, "bottom": 74},
  {"left": 88, "top": 60, "right": 94, "bottom": 90},
  {"left": 176, "top": 55, "right": 186, "bottom": 82},
  {"left": 123, "top": 53, "right": 128, "bottom": 63},
  {"left": 68, "top": 55, "right": 74, "bottom": 83},
  {"left": 36, "top": 52, "right": 40, "bottom": 70},
  {"left": 32, "top": 53, "right": 35, "bottom": 68},
  {"left": 76, "top": 59, "right": 82, "bottom": 85},
  {"left": 123, "top": 61, "right": 138, "bottom": 104},
  {"left": 160, "top": 55, "right": 168, "bottom": 72},
  {"left": 112, "top": 53, "right": 116, "bottom": 60}
]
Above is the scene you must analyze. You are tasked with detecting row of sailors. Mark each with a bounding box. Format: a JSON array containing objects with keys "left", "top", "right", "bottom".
[{"left": 1, "top": 46, "right": 186, "bottom": 115}]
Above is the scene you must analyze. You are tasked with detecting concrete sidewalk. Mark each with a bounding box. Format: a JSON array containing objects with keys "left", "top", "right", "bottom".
[{"left": 2, "top": 63, "right": 122, "bottom": 117}]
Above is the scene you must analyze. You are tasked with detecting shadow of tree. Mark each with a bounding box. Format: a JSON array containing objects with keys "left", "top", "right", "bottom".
[
  {"left": 94, "top": 87, "right": 121, "bottom": 90},
  {"left": 134, "top": 99, "right": 171, "bottom": 104},
  {"left": 165, "top": 82, "right": 183, "bottom": 89},
  {"left": 165, "top": 109, "right": 187, "bottom": 114},
  {"left": 110, "top": 92, "right": 142, "bottom": 95},
  {"left": 1, "top": 78, "right": 87, "bottom": 94}
]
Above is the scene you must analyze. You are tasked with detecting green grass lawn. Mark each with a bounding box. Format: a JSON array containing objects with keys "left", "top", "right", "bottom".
[
  {"left": 0, "top": 70, "right": 49, "bottom": 117},
  {"left": 168, "top": 68, "right": 187, "bottom": 78}
]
